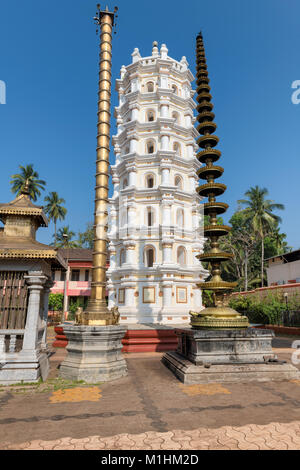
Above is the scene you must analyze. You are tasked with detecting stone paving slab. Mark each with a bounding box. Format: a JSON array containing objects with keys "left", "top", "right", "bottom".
[
  {"left": 2, "top": 420, "right": 300, "bottom": 450},
  {"left": 0, "top": 334, "right": 300, "bottom": 450}
]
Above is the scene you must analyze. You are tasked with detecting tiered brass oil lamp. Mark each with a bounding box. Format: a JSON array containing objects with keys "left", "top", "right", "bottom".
[{"left": 191, "top": 32, "right": 248, "bottom": 329}]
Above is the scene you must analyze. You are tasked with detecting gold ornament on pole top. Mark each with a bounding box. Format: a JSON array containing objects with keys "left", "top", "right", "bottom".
[
  {"left": 83, "top": 4, "right": 119, "bottom": 326},
  {"left": 190, "top": 32, "right": 249, "bottom": 329}
]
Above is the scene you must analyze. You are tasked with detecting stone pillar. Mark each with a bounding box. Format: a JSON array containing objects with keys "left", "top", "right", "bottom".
[
  {"left": 127, "top": 202, "right": 136, "bottom": 229},
  {"left": 192, "top": 285, "right": 202, "bottom": 310},
  {"left": 128, "top": 169, "right": 136, "bottom": 187},
  {"left": 161, "top": 166, "right": 171, "bottom": 186},
  {"left": 162, "top": 280, "right": 173, "bottom": 309},
  {"left": 129, "top": 137, "right": 138, "bottom": 154},
  {"left": 41, "top": 279, "right": 53, "bottom": 350},
  {"left": 112, "top": 175, "right": 120, "bottom": 199},
  {"left": 131, "top": 77, "right": 139, "bottom": 93},
  {"left": 108, "top": 207, "right": 118, "bottom": 243},
  {"left": 162, "top": 204, "right": 171, "bottom": 228},
  {"left": 162, "top": 240, "right": 174, "bottom": 264},
  {"left": 188, "top": 172, "right": 196, "bottom": 192},
  {"left": 108, "top": 247, "right": 117, "bottom": 270},
  {"left": 185, "top": 113, "right": 192, "bottom": 127},
  {"left": 130, "top": 105, "right": 139, "bottom": 121},
  {"left": 124, "top": 284, "right": 136, "bottom": 307},
  {"left": 107, "top": 280, "right": 115, "bottom": 309},
  {"left": 124, "top": 240, "right": 136, "bottom": 265},
  {"left": 161, "top": 134, "right": 170, "bottom": 151},
  {"left": 22, "top": 271, "right": 47, "bottom": 355},
  {"left": 187, "top": 144, "right": 194, "bottom": 158},
  {"left": 160, "top": 103, "right": 169, "bottom": 118}
]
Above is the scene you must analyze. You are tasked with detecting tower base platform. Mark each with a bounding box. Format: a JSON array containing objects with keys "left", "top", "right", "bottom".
[
  {"left": 54, "top": 323, "right": 181, "bottom": 353},
  {"left": 162, "top": 327, "right": 300, "bottom": 384},
  {"left": 59, "top": 325, "right": 128, "bottom": 383}
]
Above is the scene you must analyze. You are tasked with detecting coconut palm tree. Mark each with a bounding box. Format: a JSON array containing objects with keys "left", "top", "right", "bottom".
[
  {"left": 54, "top": 226, "right": 78, "bottom": 248},
  {"left": 10, "top": 164, "right": 46, "bottom": 201},
  {"left": 238, "top": 186, "right": 284, "bottom": 287},
  {"left": 44, "top": 192, "right": 67, "bottom": 246}
]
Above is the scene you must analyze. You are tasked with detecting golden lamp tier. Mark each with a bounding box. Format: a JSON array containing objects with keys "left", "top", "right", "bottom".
[{"left": 190, "top": 32, "right": 248, "bottom": 329}]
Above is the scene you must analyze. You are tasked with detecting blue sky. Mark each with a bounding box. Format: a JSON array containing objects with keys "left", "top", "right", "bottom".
[{"left": 0, "top": 0, "right": 299, "bottom": 248}]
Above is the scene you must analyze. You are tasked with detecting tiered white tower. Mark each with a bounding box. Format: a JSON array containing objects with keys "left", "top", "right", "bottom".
[{"left": 107, "top": 42, "right": 207, "bottom": 324}]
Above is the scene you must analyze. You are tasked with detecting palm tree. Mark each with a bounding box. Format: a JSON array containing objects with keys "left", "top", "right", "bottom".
[
  {"left": 54, "top": 226, "right": 78, "bottom": 248},
  {"left": 238, "top": 186, "right": 284, "bottom": 287},
  {"left": 10, "top": 164, "right": 46, "bottom": 201},
  {"left": 268, "top": 226, "right": 291, "bottom": 255},
  {"left": 44, "top": 192, "right": 67, "bottom": 246}
]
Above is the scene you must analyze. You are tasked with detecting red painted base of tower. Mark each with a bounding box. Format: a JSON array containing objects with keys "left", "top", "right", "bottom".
[
  {"left": 122, "top": 329, "right": 178, "bottom": 353},
  {"left": 52, "top": 325, "right": 179, "bottom": 352}
]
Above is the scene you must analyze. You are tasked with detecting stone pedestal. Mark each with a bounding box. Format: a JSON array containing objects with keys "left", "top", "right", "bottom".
[
  {"left": 59, "top": 325, "right": 128, "bottom": 383},
  {"left": 162, "top": 327, "right": 300, "bottom": 384}
]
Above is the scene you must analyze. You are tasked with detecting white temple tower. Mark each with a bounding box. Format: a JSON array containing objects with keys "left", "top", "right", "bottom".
[{"left": 107, "top": 42, "right": 207, "bottom": 324}]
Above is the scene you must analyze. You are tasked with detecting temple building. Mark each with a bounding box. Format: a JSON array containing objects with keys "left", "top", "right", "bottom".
[{"left": 107, "top": 42, "right": 207, "bottom": 324}]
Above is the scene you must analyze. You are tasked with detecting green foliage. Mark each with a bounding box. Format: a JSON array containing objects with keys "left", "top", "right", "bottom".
[
  {"left": 48, "top": 293, "right": 64, "bottom": 311},
  {"left": 53, "top": 226, "right": 79, "bottom": 248},
  {"left": 229, "top": 292, "right": 300, "bottom": 325},
  {"left": 202, "top": 290, "right": 214, "bottom": 307},
  {"left": 44, "top": 192, "right": 67, "bottom": 246},
  {"left": 77, "top": 222, "right": 94, "bottom": 249},
  {"left": 208, "top": 186, "right": 290, "bottom": 291}
]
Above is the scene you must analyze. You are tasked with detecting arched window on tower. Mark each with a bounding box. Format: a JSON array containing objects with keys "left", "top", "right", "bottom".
[
  {"left": 146, "top": 140, "right": 155, "bottom": 154},
  {"left": 173, "top": 142, "right": 181, "bottom": 155},
  {"left": 146, "top": 207, "right": 155, "bottom": 227},
  {"left": 146, "top": 174, "right": 155, "bottom": 188},
  {"left": 177, "top": 246, "right": 187, "bottom": 267},
  {"left": 146, "top": 82, "right": 154, "bottom": 93},
  {"left": 147, "top": 110, "right": 155, "bottom": 122},
  {"left": 122, "top": 178, "right": 128, "bottom": 189},
  {"left": 171, "top": 84, "right": 178, "bottom": 95},
  {"left": 175, "top": 175, "right": 183, "bottom": 190},
  {"left": 144, "top": 245, "right": 155, "bottom": 268}
]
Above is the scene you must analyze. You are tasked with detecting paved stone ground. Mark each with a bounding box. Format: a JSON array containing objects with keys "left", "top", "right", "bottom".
[{"left": 0, "top": 333, "right": 300, "bottom": 450}]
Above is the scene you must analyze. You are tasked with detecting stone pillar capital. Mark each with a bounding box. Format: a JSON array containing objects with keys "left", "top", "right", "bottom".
[{"left": 25, "top": 272, "right": 47, "bottom": 290}]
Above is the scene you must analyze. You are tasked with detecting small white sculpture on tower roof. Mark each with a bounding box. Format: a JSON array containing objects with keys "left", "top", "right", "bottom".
[
  {"left": 180, "top": 56, "right": 189, "bottom": 71},
  {"left": 131, "top": 47, "right": 141, "bottom": 64},
  {"left": 120, "top": 65, "right": 126, "bottom": 79},
  {"left": 160, "top": 43, "right": 168, "bottom": 60}
]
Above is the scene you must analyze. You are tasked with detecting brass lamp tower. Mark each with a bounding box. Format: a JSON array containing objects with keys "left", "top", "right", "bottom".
[
  {"left": 191, "top": 32, "right": 248, "bottom": 329},
  {"left": 84, "top": 4, "right": 119, "bottom": 326}
]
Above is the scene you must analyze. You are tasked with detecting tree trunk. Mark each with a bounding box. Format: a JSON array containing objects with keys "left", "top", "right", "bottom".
[
  {"left": 245, "top": 249, "right": 248, "bottom": 291},
  {"left": 54, "top": 220, "right": 57, "bottom": 247},
  {"left": 261, "top": 235, "right": 264, "bottom": 288}
]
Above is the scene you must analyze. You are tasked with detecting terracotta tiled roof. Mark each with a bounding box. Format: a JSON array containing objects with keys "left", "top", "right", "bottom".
[{"left": 58, "top": 248, "right": 93, "bottom": 262}]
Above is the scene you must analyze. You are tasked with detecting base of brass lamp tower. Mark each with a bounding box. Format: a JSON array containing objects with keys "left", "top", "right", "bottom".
[
  {"left": 190, "top": 306, "right": 249, "bottom": 329},
  {"left": 83, "top": 300, "right": 120, "bottom": 326}
]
